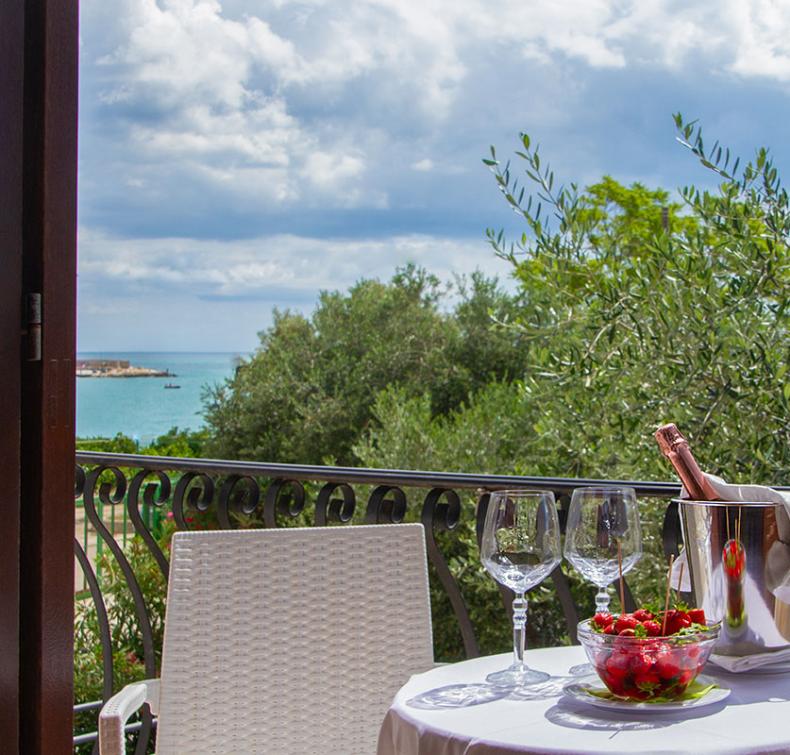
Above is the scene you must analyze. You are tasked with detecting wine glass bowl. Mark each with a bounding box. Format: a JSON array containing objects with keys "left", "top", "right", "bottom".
[
  {"left": 564, "top": 486, "right": 642, "bottom": 614},
  {"left": 480, "top": 490, "right": 561, "bottom": 686}
]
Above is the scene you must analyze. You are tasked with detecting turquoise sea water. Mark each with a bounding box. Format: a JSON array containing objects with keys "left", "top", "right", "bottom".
[{"left": 76, "top": 352, "right": 243, "bottom": 443}]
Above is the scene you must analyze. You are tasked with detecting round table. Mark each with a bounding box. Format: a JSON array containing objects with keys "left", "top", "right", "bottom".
[{"left": 377, "top": 646, "right": 790, "bottom": 755}]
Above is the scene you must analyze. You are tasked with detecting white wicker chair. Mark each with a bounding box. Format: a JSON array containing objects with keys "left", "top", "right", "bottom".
[{"left": 99, "top": 524, "right": 434, "bottom": 755}]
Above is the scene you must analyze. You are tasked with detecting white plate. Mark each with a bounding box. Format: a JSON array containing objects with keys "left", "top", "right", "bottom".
[{"left": 563, "top": 674, "right": 730, "bottom": 712}]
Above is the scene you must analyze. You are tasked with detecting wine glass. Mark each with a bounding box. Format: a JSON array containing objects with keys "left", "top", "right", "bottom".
[
  {"left": 480, "top": 490, "right": 562, "bottom": 686},
  {"left": 564, "top": 486, "right": 642, "bottom": 674}
]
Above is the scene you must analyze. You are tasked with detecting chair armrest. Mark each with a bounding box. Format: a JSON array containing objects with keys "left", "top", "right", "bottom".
[{"left": 99, "top": 679, "right": 160, "bottom": 755}]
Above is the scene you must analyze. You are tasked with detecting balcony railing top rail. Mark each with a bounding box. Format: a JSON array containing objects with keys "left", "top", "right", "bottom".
[{"left": 75, "top": 450, "right": 685, "bottom": 496}]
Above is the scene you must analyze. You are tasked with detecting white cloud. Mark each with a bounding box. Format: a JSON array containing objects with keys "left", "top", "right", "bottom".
[
  {"left": 92, "top": 0, "right": 390, "bottom": 207},
  {"left": 727, "top": 0, "right": 790, "bottom": 81},
  {"left": 88, "top": 0, "right": 790, "bottom": 206},
  {"left": 78, "top": 226, "right": 509, "bottom": 298},
  {"left": 412, "top": 159, "right": 434, "bottom": 172},
  {"left": 303, "top": 151, "right": 364, "bottom": 187}
]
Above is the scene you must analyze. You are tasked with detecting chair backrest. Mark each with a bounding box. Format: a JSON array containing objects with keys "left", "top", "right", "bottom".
[{"left": 154, "top": 524, "right": 434, "bottom": 755}]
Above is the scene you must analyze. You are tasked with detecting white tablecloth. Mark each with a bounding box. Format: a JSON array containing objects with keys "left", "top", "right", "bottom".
[{"left": 377, "top": 646, "right": 790, "bottom": 755}]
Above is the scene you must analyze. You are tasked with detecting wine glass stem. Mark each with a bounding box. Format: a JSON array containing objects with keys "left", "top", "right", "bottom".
[
  {"left": 595, "top": 586, "right": 610, "bottom": 613},
  {"left": 512, "top": 593, "right": 528, "bottom": 669}
]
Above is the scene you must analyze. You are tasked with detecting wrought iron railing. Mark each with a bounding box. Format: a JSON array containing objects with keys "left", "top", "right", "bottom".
[{"left": 74, "top": 451, "right": 692, "bottom": 752}]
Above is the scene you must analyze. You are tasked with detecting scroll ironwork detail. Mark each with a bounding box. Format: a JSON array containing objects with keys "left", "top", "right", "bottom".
[
  {"left": 315, "top": 482, "right": 356, "bottom": 525},
  {"left": 365, "top": 484, "right": 407, "bottom": 524},
  {"left": 217, "top": 475, "right": 261, "bottom": 529},
  {"left": 263, "top": 479, "right": 306, "bottom": 527},
  {"left": 173, "top": 472, "right": 215, "bottom": 529},
  {"left": 127, "top": 469, "right": 172, "bottom": 581}
]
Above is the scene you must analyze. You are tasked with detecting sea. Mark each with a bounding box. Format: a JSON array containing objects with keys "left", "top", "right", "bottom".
[{"left": 76, "top": 352, "right": 244, "bottom": 443}]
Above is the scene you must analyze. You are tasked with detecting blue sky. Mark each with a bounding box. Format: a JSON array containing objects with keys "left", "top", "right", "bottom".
[{"left": 77, "top": 0, "right": 790, "bottom": 352}]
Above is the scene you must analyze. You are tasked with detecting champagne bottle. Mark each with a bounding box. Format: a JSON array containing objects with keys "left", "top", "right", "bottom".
[{"left": 654, "top": 423, "right": 721, "bottom": 500}]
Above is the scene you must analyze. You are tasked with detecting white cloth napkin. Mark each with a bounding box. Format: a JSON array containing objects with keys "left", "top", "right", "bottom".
[
  {"left": 708, "top": 647, "right": 790, "bottom": 673},
  {"left": 671, "top": 473, "right": 790, "bottom": 672}
]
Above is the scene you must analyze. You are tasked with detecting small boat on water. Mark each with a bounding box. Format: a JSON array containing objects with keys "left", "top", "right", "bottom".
[{"left": 164, "top": 383, "right": 181, "bottom": 389}]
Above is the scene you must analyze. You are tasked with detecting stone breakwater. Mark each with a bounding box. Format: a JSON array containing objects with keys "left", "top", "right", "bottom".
[{"left": 76, "top": 359, "right": 175, "bottom": 378}]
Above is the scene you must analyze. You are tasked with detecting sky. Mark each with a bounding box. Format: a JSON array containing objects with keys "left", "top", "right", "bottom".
[{"left": 77, "top": 0, "right": 790, "bottom": 353}]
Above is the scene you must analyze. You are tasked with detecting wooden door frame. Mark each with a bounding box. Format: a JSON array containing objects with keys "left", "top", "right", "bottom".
[
  {"left": 0, "top": 1, "right": 25, "bottom": 751},
  {"left": 2, "top": 1, "right": 79, "bottom": 752}
]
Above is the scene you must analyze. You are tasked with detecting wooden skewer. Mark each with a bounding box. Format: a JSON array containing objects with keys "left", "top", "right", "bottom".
[
  {"left": 676, "top": 561, "right": 685, "bottom": 601},
  {"left": 726, "top": 506, "right": 731, "bottom": 541},
  {"left": 617, "top": 540, "right": 625, "bottom": 612},
  {"left": 662, "top": 554, "right": 675, "bottom": 635}
]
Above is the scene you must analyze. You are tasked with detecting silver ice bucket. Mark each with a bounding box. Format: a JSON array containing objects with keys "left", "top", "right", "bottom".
[{"left": 677, "top": 498, "right": 790, "bottom": 656}]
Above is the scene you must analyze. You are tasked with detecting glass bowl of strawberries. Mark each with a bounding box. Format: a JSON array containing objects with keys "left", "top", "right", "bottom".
[{"left": 577, "top": 607, "right": 720, "bottom": 701}]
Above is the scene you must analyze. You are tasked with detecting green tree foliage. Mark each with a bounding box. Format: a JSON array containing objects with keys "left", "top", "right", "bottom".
[
  {"left": 202, "top": 264, "right": 526, "bottom": 464},
  {"left": 475, "top": 120, "right": 789, "bottom": 483},
  {"left": 76, "top": 427, "right": 207, "bottom": 457},
  {"left": 77, "top": 433, "right": 140, "bottom": 454},
  {"left": 356, "top": 119, "right": 789, "bottom": 654}
]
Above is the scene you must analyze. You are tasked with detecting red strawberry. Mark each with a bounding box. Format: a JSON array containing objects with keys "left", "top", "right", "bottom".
[
  {"left": 723, "top": 540, "right": 746, "bottom": 578},
  {"left": 633, "top": 608, "right": 654, "bottom": 622},
  {"left": 649, "top": 640, "right": 671, "bottom": 656},
  {"left": 663, "top": 610, "right": 691, "bottom": 635},
  {"left": 654, "top": 652, "right": 681, "bottom": 680},
  {"left": 643, "top": 620, "right": 662, "bottom": 636},
  {"left": 629, "top": 651, "right": 654, "bottom": 675},
  {"left": 603, "top": 624, "right": 616, "bottom": 635},
  {"left": 614, "top": 614, "right": 639, "bottom": 633},
  {"left": 605, "top": 651, "right": 631, "bottom": 679},
  {"left": 593, "top": 612, "right": 614, "bottom": 627},
  {"left": 602, "top": 671, "right": 626, "bottom": 696},
  {"left": 687, "top": 608, "right": 706, "bottom": 625},
  {"left": 618, "top": 628, "right": 636, "bottom": 637}
]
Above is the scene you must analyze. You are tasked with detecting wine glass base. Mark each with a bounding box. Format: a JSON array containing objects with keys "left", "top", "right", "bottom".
[
  {"left": 486, "top": 666, "right": 550, "bottom": 687},
  {"left": 567, "top": 662, "right": 593, "bottom": 676}
]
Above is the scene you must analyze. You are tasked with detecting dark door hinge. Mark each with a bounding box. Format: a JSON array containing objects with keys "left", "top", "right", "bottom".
[{"left": 25, "top": 293, "right": 42, "bottom": 361}]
